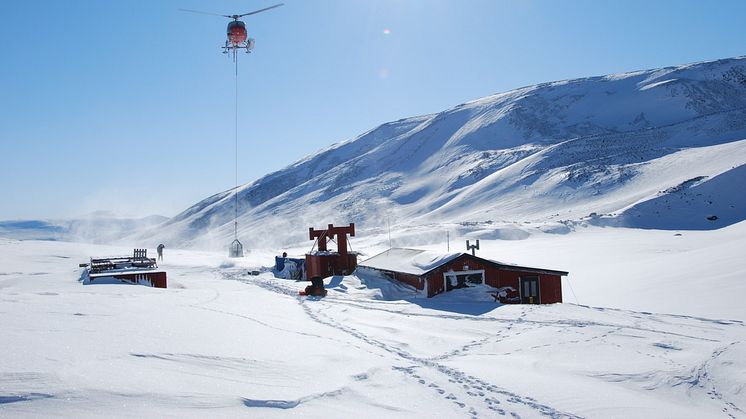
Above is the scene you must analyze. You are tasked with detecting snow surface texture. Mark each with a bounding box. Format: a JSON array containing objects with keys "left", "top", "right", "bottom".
[
  {"left": 143, "top": 56, "right": 746, "bottom": 250},
  {"left": 1, "top": 227, "right": 745, "bottom": 418},
  {"left": 3, "top": 56, "right": 746, "bottom": 417}
]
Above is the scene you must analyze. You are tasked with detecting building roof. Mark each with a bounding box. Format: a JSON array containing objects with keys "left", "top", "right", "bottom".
[
  {"left": 358, "top": 248, "right": 568, "bottom": 277},
  {"left": 358, "top": 248, "right": 463, "bottom": 276}
]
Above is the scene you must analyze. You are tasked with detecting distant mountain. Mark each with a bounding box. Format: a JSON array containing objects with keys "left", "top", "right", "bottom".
[
  {"left": 0, "top": 214, "right": 168, "bottom": 243},
  {"left": 151, "top": 57, "right": 746, "bottom": 249}
]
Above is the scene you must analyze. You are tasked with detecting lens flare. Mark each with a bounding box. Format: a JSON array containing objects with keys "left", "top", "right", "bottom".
[{"left": 382, "top": 28, "right": 391, "bottom": 35}]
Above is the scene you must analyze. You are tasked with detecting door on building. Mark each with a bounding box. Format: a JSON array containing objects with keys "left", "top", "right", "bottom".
[{"left": 520, "top": 277, "right": 540, "bottom": 304}]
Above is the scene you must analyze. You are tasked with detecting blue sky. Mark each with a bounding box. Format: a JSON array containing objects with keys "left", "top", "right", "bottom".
[{"left": 1, "top": 0, "right": 744, "bottom": 219}]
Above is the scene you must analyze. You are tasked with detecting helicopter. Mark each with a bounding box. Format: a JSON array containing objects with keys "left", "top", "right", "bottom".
[{"left": 180, "top": 3, "right": 284, "bottom": 60}]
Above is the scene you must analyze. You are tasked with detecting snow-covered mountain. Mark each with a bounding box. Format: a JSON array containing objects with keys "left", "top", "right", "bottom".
[{"left": 154, "top": 57, "right": 746, "bottom": 249}]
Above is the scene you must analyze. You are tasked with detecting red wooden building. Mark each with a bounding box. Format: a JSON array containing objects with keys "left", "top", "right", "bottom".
[{"left": 357, "top": 248, "right": 568, "bottom": 303}]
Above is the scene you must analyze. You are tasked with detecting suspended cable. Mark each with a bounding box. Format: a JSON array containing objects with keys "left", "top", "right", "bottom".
[
  {"left": 234, "top": 52, "right": 239, "bottom": 241},
  {"left": 566, "top": 277, "right": 580, "bottom": 305},
  {"left": 227, "top": 48, "right": 244, "bottom": 258}
]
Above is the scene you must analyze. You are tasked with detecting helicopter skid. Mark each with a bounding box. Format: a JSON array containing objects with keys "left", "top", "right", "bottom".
[{"left": 223, "top": 46, "right": 253, "bottom": 55}]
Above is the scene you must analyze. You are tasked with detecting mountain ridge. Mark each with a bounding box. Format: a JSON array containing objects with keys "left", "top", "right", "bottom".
[{"left": 146, "top": 56, "right": 746, "bottom": 249}]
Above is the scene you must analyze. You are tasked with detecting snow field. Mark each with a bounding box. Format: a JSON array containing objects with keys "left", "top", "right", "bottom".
[{"left": 1, "top": 223, "right": 745, "bottom": 417}]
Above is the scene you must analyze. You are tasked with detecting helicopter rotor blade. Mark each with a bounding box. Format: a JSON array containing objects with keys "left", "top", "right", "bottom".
[
  {"left": 178, "top": 8, "right": 231, "bottom": 18},
  {"left": 237, "top": 3, "right": 284, "bottom": 17}
]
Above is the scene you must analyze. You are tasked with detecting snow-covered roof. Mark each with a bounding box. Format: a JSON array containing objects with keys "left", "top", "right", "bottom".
[
  {"left": 358, "top": 248, "right": 569, "bottom": 277},
  {"left": 358, "top": 248, "right": 463, "bottom": 276}
]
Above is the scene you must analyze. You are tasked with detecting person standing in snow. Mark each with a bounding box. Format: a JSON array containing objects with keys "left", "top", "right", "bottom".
[{"left": 157, "top": 244, "right": 165, "bottom": 261}]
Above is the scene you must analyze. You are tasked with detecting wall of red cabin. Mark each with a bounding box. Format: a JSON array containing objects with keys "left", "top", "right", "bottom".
[
  {"left": 419, "top": 254, "right": 562, "bottom": 303},
  {"left": 425, "top": 254, "right": 487, "bottom": 297},
  {"left": 394, "top": 272, "right": 423, "bottom": 291},
  {"left": 539, "top": 274, "right": 562, "bottom": 304},
  {"left": 305, "top": 253, "right": 358, "bottom": 279},
  {"left": 110, "top": 271, "right": 167, "bottom": 289},
  {"left": 149, "top": 272, "right": 168, "bottom": 289}
]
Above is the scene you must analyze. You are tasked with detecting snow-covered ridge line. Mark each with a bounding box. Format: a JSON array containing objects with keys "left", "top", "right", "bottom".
[{"left": 144, "top": 56, "right": 746, "bottom": 249}]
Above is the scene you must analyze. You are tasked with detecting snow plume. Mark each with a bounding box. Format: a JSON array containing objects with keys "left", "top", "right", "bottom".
[
  {"left": 0, "top": 213, "right": 167, "bottom": 244},
  {"left": 73, "top": 182, "right": 172, "bottom": 222},
  {"left": 65, "top": 213, "right": 168, "bottom": 245}
]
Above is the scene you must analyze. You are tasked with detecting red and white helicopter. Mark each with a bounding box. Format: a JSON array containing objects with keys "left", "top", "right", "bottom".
[{"left": 180, "top": 3, "right": 283, "bottom": 60}]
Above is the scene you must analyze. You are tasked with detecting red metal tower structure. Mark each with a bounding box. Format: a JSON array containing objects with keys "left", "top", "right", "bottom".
[{"left": 305, "top": 223, "right": 358, "bottom": 279}]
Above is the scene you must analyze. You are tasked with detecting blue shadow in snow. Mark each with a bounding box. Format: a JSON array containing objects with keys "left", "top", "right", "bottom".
[
  {"left": 243, "top": 398, "right": 300, "bottom": 409},
  {"left": 404, "top": 298, "right": 503, "bottom": 316},
  {"left": 0, "top": 393, "right": 54, "bottom": 404},
  {"left": 326, "top": 275, "right": 344, "bottom": 289}
]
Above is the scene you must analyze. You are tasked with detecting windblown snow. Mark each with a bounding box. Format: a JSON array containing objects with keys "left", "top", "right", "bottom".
[{"left": 2, "top": 56, "right": 746, "bottom": 418}]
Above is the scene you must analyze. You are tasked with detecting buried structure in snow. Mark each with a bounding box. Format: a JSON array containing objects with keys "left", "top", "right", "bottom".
[
  {"left": 357, "top": 248, "right": 567, "bottom": 302},
  {"left": 275, "top": 223, "right": 359, "bottom": 281},
  {"left": 81, "top": 248, "right": 168, "bottom": 288}
]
